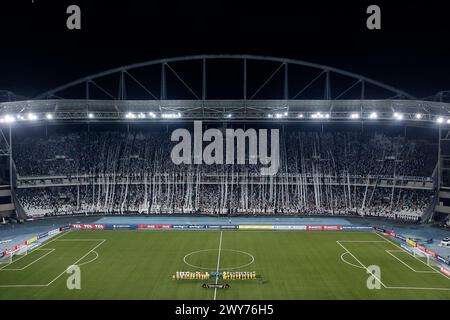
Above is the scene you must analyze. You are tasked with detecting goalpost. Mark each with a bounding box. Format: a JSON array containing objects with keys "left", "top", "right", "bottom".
[
  {"left": 412, "top": 247, "right": 431, "bottom": 265},
  {"left": 0, "top": 245, "right": 29, "bottom": 266},
  {"left": 411, "top": 247, "right": 441, "bottom": 268}
]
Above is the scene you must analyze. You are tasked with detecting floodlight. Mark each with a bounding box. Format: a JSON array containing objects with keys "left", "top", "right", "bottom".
[{"left": 369, "top": 112, "right": 378, "bottom": 119}]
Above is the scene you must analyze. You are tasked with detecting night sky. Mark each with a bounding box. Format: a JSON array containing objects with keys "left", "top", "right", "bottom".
[{"left": 1, "top": 0, "right": 449, "bottom": 98}]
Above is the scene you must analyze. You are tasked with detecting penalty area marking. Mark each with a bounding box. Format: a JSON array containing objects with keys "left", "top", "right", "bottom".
[
  {"left": 374, "top": 232, "right": 450, "bottom": 282},
  {"left": 0, "top": 231, "right": 71, "bottom": 270},
  {"left": 76, "top": 250, "right": 99, "bottom": 267},
  {"left": 0, "top": 238, "right": 106, "bottom": 288},
  {"left": 337, "top": 239, "right": 450, "bottom": 291},
  {"left": 340, "top": 252, "right": 365, "bottom": 269}
]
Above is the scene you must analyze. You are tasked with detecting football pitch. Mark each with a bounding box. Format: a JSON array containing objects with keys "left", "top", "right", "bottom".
[{"left": 0, "top": 230, "right": 449, "bottom": 300}]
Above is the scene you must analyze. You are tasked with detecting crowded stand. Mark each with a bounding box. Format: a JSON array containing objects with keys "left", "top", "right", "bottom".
[
  {"left": 17, "top": 185, "right": 431, "bottom": 222},
  {"left": 13, "top": 130, "right": 436, "bottom": 178},
  {"left": 12, "top": 127, "right": 437, "bottom": 221}
]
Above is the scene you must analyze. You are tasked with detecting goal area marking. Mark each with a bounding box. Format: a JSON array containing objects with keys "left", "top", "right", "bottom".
[
  {"left": 0, "top": 249, "right": 55, "bottom": 271},
  {"left": 385, "top": 250, "right": 435, "bottom": 274}
]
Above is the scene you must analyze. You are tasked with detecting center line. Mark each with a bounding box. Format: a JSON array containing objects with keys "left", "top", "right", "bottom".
[{"left": 213, "top": 231, "right": 223, "bottom": 300}]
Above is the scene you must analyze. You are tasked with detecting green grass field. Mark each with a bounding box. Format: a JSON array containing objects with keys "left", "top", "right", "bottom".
[{"left": 0, "top": 230, "right": 449, "bottom": 300}]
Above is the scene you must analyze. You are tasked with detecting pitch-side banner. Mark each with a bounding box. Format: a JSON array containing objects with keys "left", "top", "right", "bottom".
[
  {"left": 305, "top": 225, "right": 343, "bottom": 230},
  {"left": 70, "top": 224, "right": 105, "bottom": 229},
  {"left": 25, "top": 236, "right": 38, "bottom": 245},
  {"left": 343, "top": 226, "right": 373, "bottom": 230},
  {"left": 272, "top": 225, "right": 307, "bottom": 230},
  {"left": 440, "top": 267, "right": 450, "bottom": 276},
  {"left": 238, "top": 225, "right": 274, "bottom": 230},
  {"left": 48, "top": 228, "right": 61, "bottom": 236},
  {"left": 206, "top": 225, "right": 238, "bottom": 230},
  {"left": 137, "top": 224, "right": 172, "bottom": 229},
  {"left": 38, "top": 232, "right": 49, "bottom": 239}
]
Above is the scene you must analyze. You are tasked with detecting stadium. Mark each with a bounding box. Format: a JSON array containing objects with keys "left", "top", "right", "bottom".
[{"left": 0, "top": 55, "right": 450, "bottom": 300}]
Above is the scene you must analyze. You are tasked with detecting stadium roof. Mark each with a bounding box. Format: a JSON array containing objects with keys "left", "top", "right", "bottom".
[{"left": 0, "top": 55, "right": 450, "bottom": 125}]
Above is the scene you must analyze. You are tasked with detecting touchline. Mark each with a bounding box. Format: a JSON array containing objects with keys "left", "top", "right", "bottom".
[{"left": 170, "top": 121, "right": 280, "bottom": 176}]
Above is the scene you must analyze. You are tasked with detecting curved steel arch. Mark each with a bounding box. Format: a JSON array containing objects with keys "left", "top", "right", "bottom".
[{"left": 36, "top": 54, "right": 416, "bottom": 100}]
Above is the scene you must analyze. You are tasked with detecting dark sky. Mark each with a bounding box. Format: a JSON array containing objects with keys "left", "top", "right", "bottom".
[{"left": 1, "top": 0, "right": 450, "bottom": 98}]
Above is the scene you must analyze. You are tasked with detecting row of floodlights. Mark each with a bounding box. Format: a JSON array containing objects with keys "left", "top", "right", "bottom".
[
  {"left": 0, "top": 113, "right": 54, "bottom": 123},
  {"left": 262, "top": 112, "right": 430, "bottom": 121},
  {"left": 0, "top": 112, "right": 449, "bottom": 124},
  {"left": 0, "top": 112, "right": 183, "bottom": 123}
]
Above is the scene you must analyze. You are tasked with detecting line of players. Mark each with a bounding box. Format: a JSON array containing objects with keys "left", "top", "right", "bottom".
[
  {"left": 173, "top": 271, "right": 257, "bottom": 280},
  {"left": 174, "top": 271, "right": 210, "bottom": 280},
  {"left": 223, "top": 271, "right": 256, "bottom": 280}
]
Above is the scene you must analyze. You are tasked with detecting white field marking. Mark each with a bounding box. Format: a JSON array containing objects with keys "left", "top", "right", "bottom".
[
  {"left": 336, "top": 241, "right": 387, "bottom": 289},
  {"left": 214, "top": 231, "right": 223, "bottom": 301},
  {"left": 384, "top": 285, "right": 450, "bottom": 291},
  {"left": 45, "top": 239, "right": 106, "bottom": 287},
  {"left": 0, "top": 231, "right": 70, "bottom": 271},
  {"left": 55, "top": 239, "right": 105, "bottom": 241},
  {"left": 0, "top": 239, "right": 106, "bottom": 288},
  {"left": 76, "top": 250, "right": 99, "bottom": 267},
  {"left": 183, "top": 249, "right": 254, "bottom": 271},
  {"left": 340, "top": 252, "right": 365, "bottom": 269},
  {"left": 374, "top": 232, "right": 450, "bottom": 281},
  {"left": 385, "top": 250, "right": 435, "bottom": 273},
  {"left": 0, "top": 254, "right": 26, "bottom": 270},
  {"left": 337, "top": 240, "right": 387, "bottom": 243},
  {"left": 338, "top": 237, "right": 450, "bottom": 291},
  {"left": 1, "top": 249, "right": 55, "bottom": 271}
]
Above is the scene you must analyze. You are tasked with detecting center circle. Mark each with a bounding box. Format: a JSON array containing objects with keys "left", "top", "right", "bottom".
[{"left": 183, "top": 249, "right": 255, "bottom": 271}]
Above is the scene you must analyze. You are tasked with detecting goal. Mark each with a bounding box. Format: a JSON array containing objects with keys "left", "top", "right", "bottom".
[
  {"left": 0, "top": 245, "right": 28, "bottom": 266},
  {"left": 411, "top": 247, "right": 439, "bottom": 268}
]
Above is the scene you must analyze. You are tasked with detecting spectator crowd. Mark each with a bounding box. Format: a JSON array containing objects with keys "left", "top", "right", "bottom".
[{"left": 13, "top": 127, "right": 437, "bottom": 222}]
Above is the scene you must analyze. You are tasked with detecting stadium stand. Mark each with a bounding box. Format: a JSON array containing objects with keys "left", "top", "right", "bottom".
[{"left": 12, "top": 127, "right": 436, "bottom": 221}]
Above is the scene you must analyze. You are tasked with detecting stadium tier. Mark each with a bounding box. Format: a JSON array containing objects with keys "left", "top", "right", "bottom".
[{"left": 10, "top": 124, "right": 436, "bottom": 221}]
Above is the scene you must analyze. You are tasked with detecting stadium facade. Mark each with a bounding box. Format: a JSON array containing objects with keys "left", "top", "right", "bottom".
[{"left": 0, "top": 55, "right": 449, "bottom": 226}]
